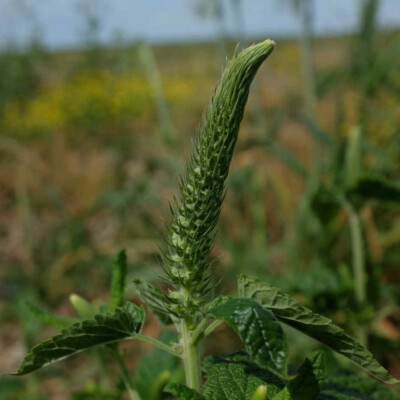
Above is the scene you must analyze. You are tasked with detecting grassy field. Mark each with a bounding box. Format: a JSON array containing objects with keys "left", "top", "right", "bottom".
[{"left": 1, "top": 31, "right": 400, "bottom": 398}]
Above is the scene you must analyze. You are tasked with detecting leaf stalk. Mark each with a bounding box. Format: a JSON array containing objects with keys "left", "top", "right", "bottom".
[
  {"left": 204, "top": 319, "right": 223, "bottom": 337},
  {"left": 132, "top": 334, "right": 181, "bottom": 358}
]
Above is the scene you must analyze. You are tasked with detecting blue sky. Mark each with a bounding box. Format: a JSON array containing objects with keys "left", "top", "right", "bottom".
[{"left": 0, "top": 0, "right": 400, "bottom": 49}]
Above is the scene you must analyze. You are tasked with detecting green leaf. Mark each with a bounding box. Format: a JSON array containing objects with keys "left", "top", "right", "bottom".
[
  {"left": 109, "top": 249, "right": 128, "bottom": 310},
  {"left": 14, "top": 302, "right": 145, "bottom": 375},
  {"left": 238, "top": 275, "right": 398, "bottom": 384},
  {"left": 135, "top": 331, "right": 181, "bottom": 399},
  {"left": 320, "top": 370, "right": 398, "bottom": 400},
  {"left": 208, "top": 298, "right": 288, "bottom": 377},
  {"left": 273, "top": 351, "right": 325, "bottom": 400},
  {"left": 203, "top": 352, "right": 283, "bottom": 400},
  {"left": 24, "top": 301, "right": 76, "bottom": 330},
  {"left": 164, "top": 383, "right": 206, "bottom": 399}
]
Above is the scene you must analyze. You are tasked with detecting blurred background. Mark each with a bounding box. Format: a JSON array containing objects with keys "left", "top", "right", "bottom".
[{"left": 1, "top": 0, "right": 400, "bottom": 399}]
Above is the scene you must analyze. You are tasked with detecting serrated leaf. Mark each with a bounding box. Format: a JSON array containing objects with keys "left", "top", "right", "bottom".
[
  {"left": 14, "top": 302, "right": 145, "bottom": 375},
  {"left": 135, "top": 330, "right": 181, "bottom": 399},
  {"left": 238, "top": 275, "right": 398, "bottom": 384},
  {"left": 273, "top": 351, "right": 325, "bottom": 400},
  {"left": 109, "top": 249, "right": 127, "bottom": 310},
  {"left": 208, "top": 298, "right": 288, "bottom": 377},
  {"left": 164, "top": 383, "right": 206, "bottom": 399},
  {"left": 203, "top": 352, "right": 284, "bottom": 400},
  {"left": 24, "top": 301, "right": 76, "bottom": 330},
  {"left": 319, "top": 370, "right": 398, "bottom": 400}
]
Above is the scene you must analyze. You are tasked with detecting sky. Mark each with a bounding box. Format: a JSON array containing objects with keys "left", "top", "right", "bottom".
[{"left": 0, "top": 0, "right": 400, "bottom": 49}]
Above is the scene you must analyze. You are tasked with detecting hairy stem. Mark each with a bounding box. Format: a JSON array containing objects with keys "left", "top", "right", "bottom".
[{"left": 181, "top": 319, "right": 201, "bottom": 391}]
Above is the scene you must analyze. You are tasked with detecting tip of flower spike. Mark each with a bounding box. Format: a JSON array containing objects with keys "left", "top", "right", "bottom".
[
  {"left": 233, "top": 39, "right": 275, "bottom": 60},
  {"left": 256, "top": 39, "right": 276, "bottom": 53},
  {"left": 237, "top": 39, "right": 275, "bottom": 63},
  {"left": 263, "top": 39, "right": 276, "bottom": 46}
]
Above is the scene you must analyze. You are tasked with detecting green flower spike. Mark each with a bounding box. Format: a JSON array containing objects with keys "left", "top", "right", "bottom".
[{"left": 164, "top": 40, "right": 275, "bottom": 307}]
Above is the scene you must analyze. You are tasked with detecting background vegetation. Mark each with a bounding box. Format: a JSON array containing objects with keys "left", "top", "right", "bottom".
[{"left": 1, "top": 0, "right": 400, "bottom": 398}]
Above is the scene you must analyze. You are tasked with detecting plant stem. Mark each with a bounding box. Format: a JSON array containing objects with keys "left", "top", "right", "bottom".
[
  {"left": 112, "top": 348, "right": 141, "bottom": 400},
  {"left": 348, "top": 208, "right": 366, "bottom": 308},
  {"left": 347, "top": 205, "right": 368, "bottom": 346},
  {"left": 181, "top": 319, "right": 201, "bottom": 391}
]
